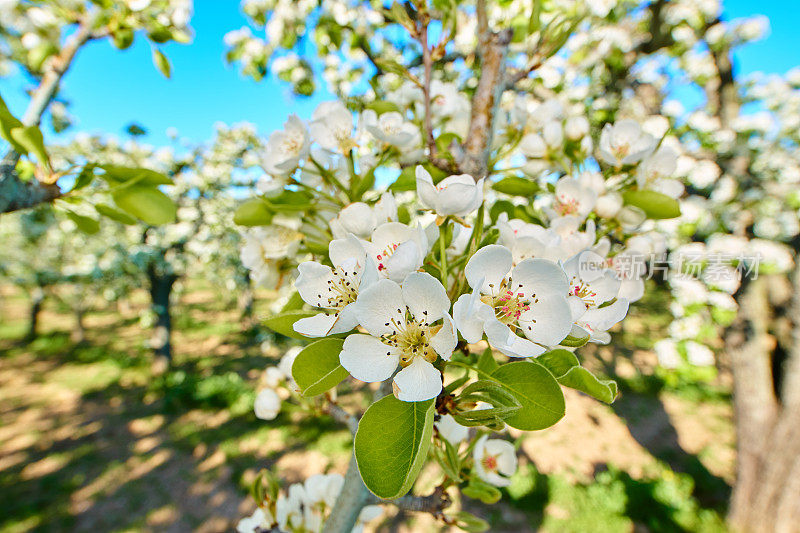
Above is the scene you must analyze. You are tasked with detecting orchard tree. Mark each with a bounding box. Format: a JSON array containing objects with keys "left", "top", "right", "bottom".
[
  {"left": 0, "top": 0, "right": 191, "bottom": 216},
  {"left": 224, "top": 1, "right": 694, "bottom": 531}
]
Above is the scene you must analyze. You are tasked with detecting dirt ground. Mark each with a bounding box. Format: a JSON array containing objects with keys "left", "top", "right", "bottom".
[{"left": 0, "top": 285, "right": 735, "bottom": 532}]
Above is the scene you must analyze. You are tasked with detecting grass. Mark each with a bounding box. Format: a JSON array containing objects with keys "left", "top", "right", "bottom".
[{"left": 0, "top": 282, "right": 734, "bottom": 532}]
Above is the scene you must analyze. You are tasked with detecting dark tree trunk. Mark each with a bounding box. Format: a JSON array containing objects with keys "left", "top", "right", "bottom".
[
  {"left": 237, "top": 269, "right": 255, "bottom": 330},
  {"left": 147, "top": 266, "right": 177, "bottom": 368},
  {"left": 24, "top": 287, "right": 44, "bottom": 343},
  {"left": 71, "top": 303, "right": 86, "bottom": 344},
  {"left": 727, "top": 268, "right": 800, "bottom": 532}
]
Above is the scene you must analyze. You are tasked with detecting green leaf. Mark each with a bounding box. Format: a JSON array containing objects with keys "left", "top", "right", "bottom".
[
  {"left": 10, "top": 125, "right": 49, "bottom": 168},
  {"left": 233, "top": 198, "right": 273, "bottom": 226},
  {"left": 389, "top": 166, "right": 416, "bottom": 192},
  {"left": 558, "top": 366, "right": 618, "bottom": 404},
  {"left": 95, "top": 203, "right": 137, "bottom": 225},
  {"left": 71, "top": 165, "right": 97, "bottom": 191},
  {"left": 280, "top": 291, "right": 305, "bottom": 312},
  {"left": 463, "top": 477, "right": 502, "bottom": 504},
  {"left": 491, "top": 177, "right": 539, "bottom": 196},
  {"left": 112, "top": 186, "right": 176, "bottom": 225},
  {"left": 263, "top": 310, "right": 316, "bottom": 339},
  {"left": 353, "top": 167, "right": 375, "bottom": 199},
  {"left": 489, "top": 361, "right": 565, "bottom": 430},
  {"left": 0, "top": 94, "right": 27, "bottom": 154},
  {"left": 365, "top": 101, "right": 401, "bottom": 115},
  {"left": 65, "top": 210, "right": 100, "bottom": 234},
  {"left": 355, "top": 395, "right": 436, "bottom": 499},
  {"left": 560, "top": 329, "right": 590, "bottom": 348},
  {"left": 99, "top": 165, "right": 173, "bottom": 186},
  {"left": 291, "top": 338, "right": 349, "bottom": 397},
  {"left": 476, "top": 348, "right": 499, "bottom": 374},
  {"left": 622, "top": 190, "right": 681, "bottom": 219},
  {"left": 447, "top": 511, "right": 490, "bottom": 533},
  {"left": 536, "top": 349, "right": 579, "bottom": 379},
  {"left": 152, "top": 48, "right": 171, "bottom": 78}
]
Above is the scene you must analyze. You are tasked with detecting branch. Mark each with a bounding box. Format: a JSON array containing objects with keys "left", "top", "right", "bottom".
[
  {"left": 325, "top": 403, "right": 358, "bottom": 435},
  {"left": 378, "top": 486, "right": 448, "bottom": 514},
  {"left": 0, "top": 11, "right": 98, "bottom": 214},
  {"left": 780, "top": 257, "right": 800, "bottom": 409}
]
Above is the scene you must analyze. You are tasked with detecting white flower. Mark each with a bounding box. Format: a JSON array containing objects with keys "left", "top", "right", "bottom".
[
  {"left": 363, "top": 222, "right": 430, "bottom": 282},
  {"left": 339, "top": 272, "right": 457, "bottom": 402},
  {"left": 565, "top": 116, "right": 590, "bottom": 140},
  {"left": 303, "top": 473, "right": 344, "bottom": 508},
  {"left": 279, "top": 346, "right": 302, "bottom": 387},
  {"left": 353, "top": 505, "right": 384, "bottom": 533},
  {"left": 236, "top": 507, "right": 272, "bottom": 533},
  {"left": 453, "top": 245, "right": 573, "bottom": 357},
  {"left": 293, "top": 235, "right": 378, "bottom": 337},
  {"left": 263, "top": 366, "right": 284, "bottom": 388},
  {"left": 595, "top": 192, "right": 623, "bottom": 218},
  {"left": 240, "top": 225, "right": 302, "bottom": 287},
  {"left": 435, "top": 414, "right": 469, "bottom": 445},
  {"left": 254, "top": 388, "right": 281, "bottom": 420},
  {"left": 654, "top": 339, "right": 681, "bottom": 369},
  {"left": 329, "top": 193, "right": 397, "bottom": 239},
  {"left": 262, "top": 114, "right": 310, "bottom": 174},
  {"left": 520, "top": 133, "right": 547, "bottom": 158},
  {"left": 685, "top": 341, "right": 715, "bottom": 366},
  {"left": 552, "top": 176, "right": 597, "bottom": 218},
  {"left": 473, "top": 435, "right": 517, "bottom": 487},
  {"left": 310, "top": 101, "right": 355, "bottom": 152},
  {"left": 563, "top": 251, "right": 629, "bottom": 343},
  {"left": 637, "top": 145, "right": 678, "bottom": 186},
  {"left": 415, "top": 166, "right": 484, "bottom": 218},
  {"left": 365, "top": 110, "right": 418, "bottom": 148},
  {"left": 598, "top": 120, "right": 656, "bottom": 166},
  {"left": 276, "top": 484, "right": 306, "bottom": 531}
]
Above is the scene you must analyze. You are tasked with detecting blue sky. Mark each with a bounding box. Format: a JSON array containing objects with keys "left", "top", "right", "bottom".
[{"left": 0, "top": 0, "right": 798, "bottom": 148}]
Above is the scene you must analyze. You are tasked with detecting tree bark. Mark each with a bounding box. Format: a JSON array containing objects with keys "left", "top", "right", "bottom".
[
  {"left": 71, "top": 302, "right": 86, "bottom": 344},
  {"left": 24, "top": 286, "right": 44, "bottom": 343},
  {"left": 147, "top": 267, "right": 177, "bottom": 367},
  {"left": 727, "top": 265, "right": 800, "bottom": 532}
]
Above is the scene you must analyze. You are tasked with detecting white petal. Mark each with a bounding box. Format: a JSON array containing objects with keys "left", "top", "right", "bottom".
[
  {"left": 383, "top": 240, "right": 422, "bottom": 282},
  {"left": 429, "top": 314, "right": 457, "bottom": 360},
  {"left": 293, "top": 313, "right": 338, "bottom": 337},
  {"left": 453, "top": 291, "right": 486, "bottom": 343},
  {"left": 329, "top": 303, "right": 360, "bottom": 334},
  {"left": 567, "top": 295, "right": 587, "bottom": 321},
  {"left": 580, "top": 298, "right": 629, "bottom": 333},
  {"left": 295, "top": 261, "right": 335, "bottom": 308},
  {"left": 415, "top": 166, "right": 439, "bottom": 210},
  {"left": 588, "top": 271, "right": 622, "bottom": 305},
  {"left": 339, "top": 334, "right": 399, "bottom": 383},
  {"left": 393, "top": 358, "right": 442, "bottom": 402},
  {"left": 329, "top": 234, "right": 366, "bottom": 267},
  {"left": 465, "top": 245, "right": 512, "bottom": 295},
  {"left": 402, "top": 271, "right": 450, "bottom": 324},
  {"left": 495, "top": 331, "right": 546, "bottom": 358},
  {"left": 518, "top": 294, "right": 573, "bottom": 346},
  {"left": 511, "top": 258, "right": 569, "bottom": 299},
  {"left": 354, "top": 279, "right": 405, "bottom": 336}
]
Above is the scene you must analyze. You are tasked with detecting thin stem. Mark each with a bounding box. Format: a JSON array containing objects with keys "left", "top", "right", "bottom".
[{"left": 439, "top": 222, "right": 448, "bottom": 286}]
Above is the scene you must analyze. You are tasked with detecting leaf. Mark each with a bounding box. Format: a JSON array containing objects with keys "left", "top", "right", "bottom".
[
  {"left": 462, "top": 478, "right": 502, "bottom": 504},
  {"left": 489, "top": 361, "right": 565, "bottom": 430},
  {"left": 365, "top": 101, "right": 401, "bottom": 115},
  {"left": 536, "top": 349, "right": 579, "bottom": 379},
  {"left": 0, "top": 94, "right": 27, "bottom": 154},
  {"left": 10, "top": 125, "right": 50, "bottom": 169},
  {"left": 355, "top": 395, "right": 436, "bottom": 499},
  {"left": 291, "top": 338, "right": 349, "bottom": 397},
  {"left": 558, "top": 366, "right": 618, "bottom": 404},
  {"left": 491, "top": 177, "right": 539, "bottom": 196},
  {"left": 65, "top": 210, "right": 100, "bottom": 234},
  {"left": 622, "top": 190, "right": 681, "bottom": 219},
  {"left": 152, "top": 48, "right": 171, "bottom": 78},
  {"left": 263, "top": 310, "right": 316, "bottom": 339},
  {"left": 389, "top": 166, "right": 416, "bottom": 192},
  {"left": 71, "top": 165, "right": 97, "bottom": 191},
  {"left": 95, "top": 203, "right": 137, "bottom": 225},
  {"left": 99, "top": 165, "right": 173, "bottom": 185},
  {"left": 476, "top": 348, "right": 499, "bottom": 374},
  {"left": 233, "top": 198, "right": 273, "bottom": 226},
  {"left": 112, "top": 186, "right": 176, "bottom": 225}
]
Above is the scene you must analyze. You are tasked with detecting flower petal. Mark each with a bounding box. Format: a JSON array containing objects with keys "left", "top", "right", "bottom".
[
  {"left": 339, "top": 334, "right": 399, "bottom": 383},
  {"left": 511, "top": 258, "right": 569, "bottom": 299},
  {"left": 329, "top": 234, "right": 367, "bottom": 267},
  {"left": 429, "top": 314, "right": 457, "bottom": 360},
  {"left": 518, "top": 294, "right": 573, "bottom": 346},
  {"left": 329, "top": 303, "right": 359, "bottom": 334},
  {"left": 415, "top": 165, "right": 439, "bottom": 210},
  {"left": 293, "top": 312, "right": 339, "bottom": 337},
  {"left": 392, "top": 358, "right": 442, "bottom": 402},
  {"left": 295, "top": 261, "right": 335, "bottom": 309},
  {"left": 354, "top": 278, "right": 406, "bottom": 336},
  {"left": 465, "top": 245, "right": 513, "bottom": 295},
  {"left": 402, "top": 271, "right": 450, "bottom": 324},
  {"left": 383, "top": 239, "right": 422, "bottom": 282},
  {"left": 453, "top": 291, "right": 487, "bottom": 343}
]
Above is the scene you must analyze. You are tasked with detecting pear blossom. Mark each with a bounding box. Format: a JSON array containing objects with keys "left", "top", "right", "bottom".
[
  {"left": 278, "top": 346, "right": 302, "bottom": 387},
  {"left": 551, "top": 176, "right": 597, "bottom": 218},
  {"left": 415, "top": 166, "right": 484, "bottom": 218},
  {"left": 310, "top": 101, "right": 355, "bottom": 152},
  {"left": 339, "top": 272, "right": 457, "bottom": 402},
  {"left": 236, "top": 507, "right": 273, "bottom": 533},
  {"left": 685, "top": 340, "right": 716, "bottom": 366},
  {"left": 473, "top": 435, "right": 517, "bottom": 487},
  {"left": 362, "top": 222, "right": 430, "bottom": 282},
  {"left": 254, "top": 388, "right": 282, "bottom": 420},
  {"left": 329, "top": 193, "right": 397, "bottom": 239},
  {"left": 453, "top": 245, "right": 573, "bottom": 358},
  {"left": 563, "top": 250, "right": 629, "bottom": 343},
  {"left": 364, "top": 110, "right": 418, "bottom": 149},
  {"left": 293, "top": 235, "right": 378, "bottom": 337},
  {"left": 262, "top": 114, "right": 309, "bottom": 174},
  {"left": 352, "top": 505, "right": 384, "bottom": 533},
  {"left": 303, "top": 473, "right": 344, "bottom": 508},
  {"left": 598, "top": 119, "right": 656, "bottom": 167},
  {"left": 497, "top": 214, "right": 596, "bottom": 263},
  {"left": 435, "top": 414, "right": 469, "bottom": 445},
  {"left": 240, "top": 224, "right": 303, "bottom": 287}
]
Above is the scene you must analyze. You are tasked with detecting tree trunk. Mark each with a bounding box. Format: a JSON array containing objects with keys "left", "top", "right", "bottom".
[
  {"left": 727, "top": 267, "right": 800, "bottom": 532},
  {"left": 148, "top": 267, "right": 177, "bottom": 370},
  {"left": 237, "top": 271, "right": 255, "bottom": 330},
  {"left": 71, "top": 302, "right": 86, "bottom": 344},
  {"left": 24, "top": 286, "right": 44, "bottom": 342}
]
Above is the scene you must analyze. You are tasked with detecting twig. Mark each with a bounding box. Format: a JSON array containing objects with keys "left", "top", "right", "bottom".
[{"left": 326, "top": 403, "right": 359, "bottom": 435}]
